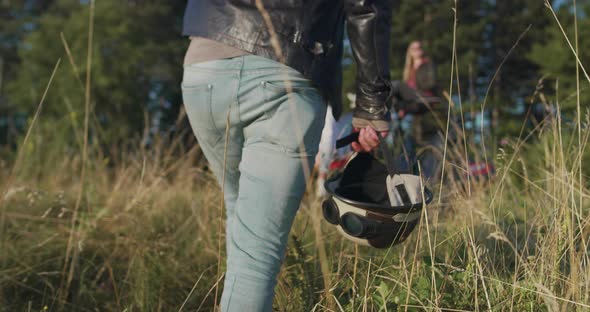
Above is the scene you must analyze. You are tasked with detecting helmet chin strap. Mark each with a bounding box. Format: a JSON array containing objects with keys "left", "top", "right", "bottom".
[{"left": 375, "top": 131, "right": 396, "bottom": 177}]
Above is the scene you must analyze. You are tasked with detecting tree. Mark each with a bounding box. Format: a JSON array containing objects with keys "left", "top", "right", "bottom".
[
  {"left": 389, "top": 0, "right": 488, "bottom": 102},
  {"left": 342, "top": 0, "right": 489, "bottom": 111},
  {"left": 0, "top": 0, "right": 56, "bottom": 107},
  {"left": 483, "top": 0, "right": 553, "bottom": 106},
  {"left": 5, "top": 0, "right": 187, "bottom": 141},
  {"left": 529, "top": 2, "right": 590, "bottom": 113}
]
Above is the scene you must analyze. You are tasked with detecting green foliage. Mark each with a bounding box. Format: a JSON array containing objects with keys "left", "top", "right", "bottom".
[
  {"left": 5, "top": 0, "right": 186, "bottom": 141},
  {"left": 0, "top": 1, "right": 56, "bottom": 102},
  {"left": 529, "top": 3, "right": 590, "bottom": 113},
  {"left": 486, "top": 0, "right": 553, "bottom": 102},
  {"left": 342, "top": 0, "right": 489, "bottom": 114},
  {"left": 389, "top": 0, "right": 487, "bottom": 89},
  {"left": 342, "top": 0, "right": 557, "bottom": 118}
]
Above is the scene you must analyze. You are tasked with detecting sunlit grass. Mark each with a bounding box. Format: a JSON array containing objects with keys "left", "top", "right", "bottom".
[
  {"left": 0, "top": 106, "right": 589, "bottom": 311},
  {"left": 1, "top": 1, "right": 590, "bottom": 311}
]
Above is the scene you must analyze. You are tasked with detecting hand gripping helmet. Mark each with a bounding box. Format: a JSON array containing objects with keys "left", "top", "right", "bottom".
[{"left": 322, "top": 132, "right": 433, "bottom": 248}]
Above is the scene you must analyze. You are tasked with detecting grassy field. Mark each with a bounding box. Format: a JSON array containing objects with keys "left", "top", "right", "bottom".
[
  {"left": 1, "top": 2, "right": 590, "bottom": 311},
  {"left": 1, "top": 100, "right": 589, "bottom": 312}
]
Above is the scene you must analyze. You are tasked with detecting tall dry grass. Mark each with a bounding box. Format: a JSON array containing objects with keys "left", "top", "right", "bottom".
[
  {"left": 1, "top": 1, "right": 590, "bottom": 311},
  {"left": 1, "top": 105, "right": 588, "bottom": 311}
]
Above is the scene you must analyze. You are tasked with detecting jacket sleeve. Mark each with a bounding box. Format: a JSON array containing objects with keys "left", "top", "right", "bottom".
[{"left": 344, "top": 0, "right": 393, "bottom": 131}]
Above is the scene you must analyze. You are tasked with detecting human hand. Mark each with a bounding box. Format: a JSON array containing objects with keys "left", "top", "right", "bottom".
[{"left": 351, "top": 127, "right": 388, "bottom": 153}]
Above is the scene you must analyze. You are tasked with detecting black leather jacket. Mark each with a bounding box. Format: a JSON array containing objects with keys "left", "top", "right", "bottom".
[{"left": 183, "top": 0, "right": 393, "bottom": 122}]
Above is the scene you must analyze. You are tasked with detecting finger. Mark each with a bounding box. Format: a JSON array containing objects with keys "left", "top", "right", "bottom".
[
  {"left": 368, "top": 127, "right": 379, "bottom": 141},
  {"left": 368, "top": 131, "right": 382, "bottom": 149},
  {"left": 356, "top": 129, "right": 369, "bottom": 151},
  {"left": 360, "top": 129, "right": 379, "bottom": 150},
  {"left": 353, "top": 129, "right": 363, "bottom": 151},
  {"left": 358, "top": 129, "right": 375, "bottom": 152},
  {"left": 351, "top": 141, "right": 362, "bottom": 152}
]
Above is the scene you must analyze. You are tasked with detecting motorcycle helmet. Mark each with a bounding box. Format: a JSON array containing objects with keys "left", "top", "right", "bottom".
[{"left": 322, "top": 132, "right": 433, "bottom": 248}]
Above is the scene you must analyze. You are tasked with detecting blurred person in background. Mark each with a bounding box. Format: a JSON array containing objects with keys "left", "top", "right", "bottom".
[
  {"left": 181, "top": 1, "right": 393, "bottom": 311},
  {"left": 397, "top": 40, "right": 445, "bottom": 183}
]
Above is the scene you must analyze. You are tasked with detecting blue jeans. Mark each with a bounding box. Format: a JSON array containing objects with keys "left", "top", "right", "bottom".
[{"left": 182, "top": 55, "right": 327, "bottom": 311}]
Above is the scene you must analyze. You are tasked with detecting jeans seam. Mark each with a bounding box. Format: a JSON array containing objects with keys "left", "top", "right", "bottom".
[
  {"left": 205, "top": 88, "right": 226, "bottom": 141},
  {"left": 236, "top": 56, "right": 245, "bottom": 124},
  {"left": 193, "top": 128, "right": 225, "bottom": 176},
  {"left": 222, "top": 274, "right": 235, "bottom": 312}
]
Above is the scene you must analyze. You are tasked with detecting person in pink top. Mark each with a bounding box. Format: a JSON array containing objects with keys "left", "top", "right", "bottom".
[
  {"left": 403, "top": 41, "right": 436, "bottom": 96},
  {"left": 399, "top": 40, "right": 446, "bottom": 183}
]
